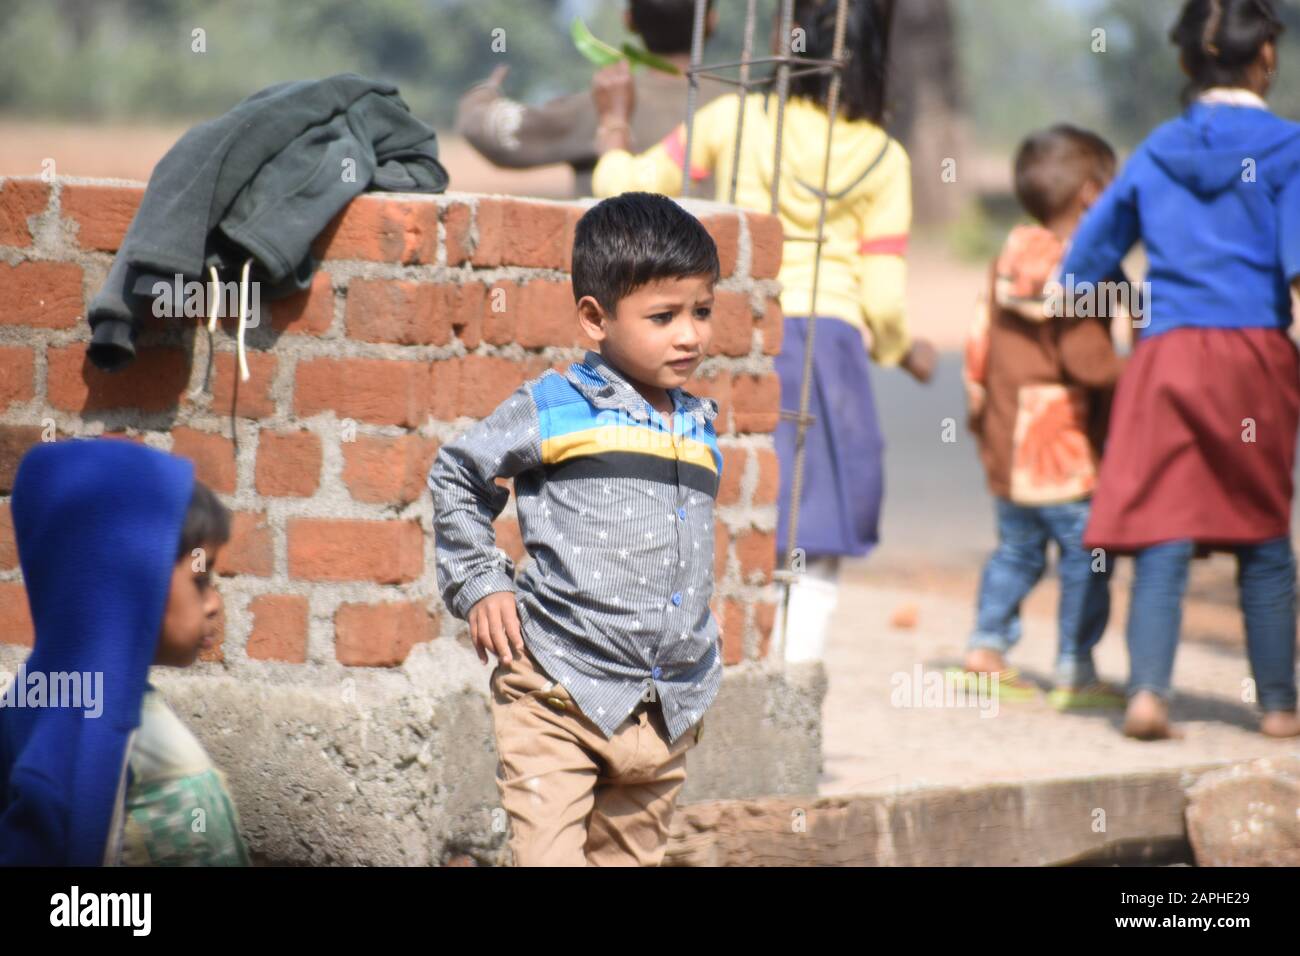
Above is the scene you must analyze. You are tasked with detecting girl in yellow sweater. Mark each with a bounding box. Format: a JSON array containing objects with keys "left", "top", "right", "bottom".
[{"left": 592, "top": 0, "right": 934, "bottom": 662}]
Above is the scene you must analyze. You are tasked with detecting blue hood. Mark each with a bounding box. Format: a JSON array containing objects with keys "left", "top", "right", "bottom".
[
  {"left": 0, "top": 439, "right": 193, "bottom": 866},
  {"left": 1145, "top": 101, "right": 1300, "bottom": 197}
]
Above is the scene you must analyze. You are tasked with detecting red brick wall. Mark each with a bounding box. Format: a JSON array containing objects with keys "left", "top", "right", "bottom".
[{"left": 0, "top": 177, "right": 783, "bottom": 669}]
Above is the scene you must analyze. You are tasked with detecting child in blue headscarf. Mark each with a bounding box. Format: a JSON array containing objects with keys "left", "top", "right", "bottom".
[{"left": 0, "top": 438, "right": 249, "bottom": 865}]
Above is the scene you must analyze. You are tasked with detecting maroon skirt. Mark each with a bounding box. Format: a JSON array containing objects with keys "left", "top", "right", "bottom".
[{"left": 1084, "top": 326, "right": 1300, "bottom": 553}]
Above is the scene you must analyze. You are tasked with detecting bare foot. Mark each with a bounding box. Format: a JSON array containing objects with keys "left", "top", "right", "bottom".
[
  {"left": 1259, "top": 710, "right": 1300, "bottom": 738},
  {"left": 964, "top": 648, "right": 1008, "bottom": 674},
  {"left": 1124, "top": 691, "right": 1180, "bottom": 740}
]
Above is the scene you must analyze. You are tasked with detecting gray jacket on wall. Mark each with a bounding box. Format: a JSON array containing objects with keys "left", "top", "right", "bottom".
[{"left": 88, "top": 73, "right": 449, "bottom": 371}]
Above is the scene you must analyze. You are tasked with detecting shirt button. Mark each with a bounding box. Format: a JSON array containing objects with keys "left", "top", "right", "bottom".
[
  {"left": 671, "top": 592, "right": 682, "bottom": 606},
  {"left": 677, "top": 507, "right": 687, "bottom": 520},
  {"left": 652, "top": 666, "right": 662, "bottom": 679}
]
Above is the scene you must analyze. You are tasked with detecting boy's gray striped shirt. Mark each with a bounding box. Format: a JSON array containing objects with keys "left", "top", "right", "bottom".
[{"left": 428, "top": 351, "right": 724, "bottom": 743}]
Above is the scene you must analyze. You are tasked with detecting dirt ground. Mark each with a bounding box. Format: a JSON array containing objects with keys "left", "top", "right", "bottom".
[{"left": 818, "top": 555, "right": 1300, "bottom": 796}]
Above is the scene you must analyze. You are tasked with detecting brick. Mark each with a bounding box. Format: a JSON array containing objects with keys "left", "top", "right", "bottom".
[
  {"left": 61, "top": 184, "right": 143, "bottom": 251},
  {"left": 0, "top": 347, "right": 35, "bottom": 410},
  {"left": 481, "top": 280, "right": 517, "bottom": 345},
  {"left": 735, "top": 529, "right": 776, "bottom": 583},
  {"left": 721, "top": 598, "right": 745, "bottom": 664},
  {"left": 0, "top": 179, "right": 49, "bottom": 247},
  {"left": 0, "top": 262, "right": 83, "bottom": 328},
  {"left": 759, "top": 296, "right": 783, "bottom": 355},
  {"left": 454, "top": 355, "right": 528, "bottom": 419},
  {"left": 442, "top": 202, "right": 474, "bottom": 266},
  {"left": 288, "top": 518, "right": 423, "bottom": 583},
  {"left": 270, "top": 270, "right": 333, "bottom": 335},
  {"left": 700, "top": 213, "right": 738, "bottom": 278},
  {"left": 170, "top": 426, "right": 236, "bottom": 494},
  {"left": 747, "top": 211, "right": 784, "bottom": 279},
  {"left": 706, "top": 290, "right": 752, "bottom": 357},
  {"left": 429, "top": 355, "right": 461, "bottom": 421},
  {"left": 689, "top": 372, "right": 732, "bottom": 435},
  {"left": 313, "top": 194, "right": 439, "bottom": 265},
  {"left": 754, "top": 446, "right": 779, "bottom": 505},
  {"left": 452, "top": 282, "right": 485, "bottom": 349},
  {"left": 335, "top": 601, "right": 435, "bottom": 667},
  {"left": 0, "top": 425, "right": 47, "bottom": 494},
  {"left": 0, "top": 502, "right": 14, "bottom": 570},
  {"left": 342, "top": 433, "right": 439, "bottom": 506},
  {"left": 717, "top": 447, "right": 745, "bottom": 506},
  {"left": 472, "top": 198, "right": 572, "bottom": 270},
  {"left": 47, "top": 344, "right": 189, "bottom": 413},
  {"left": 214, "top": 511, "right": 273, "bottom": 577},
  {"left": 255, "top": 429, "right": 321, "bottom": 497},
  {"left": 0, "top": 582, "right": 34, "bottom": 647},
  {"left": 346, "top": 278, "right": 449, "bottom": 345},
  {"left": 295, "top": 357, "right": 431, "bottom": 428},
  {"left": 211, "top": 351, "right": 277, "bottom": 419},
  {"left": 515, "top": 280, "right": 577, "bottom": 348},
  {"left": 247, "top": 595, "right": 309, "bottom": 662},
  {"left": 732, "top": 373, "right": 779, "bottom": 432},
  {"left": 714, "top": 523, "right": 730, "bottom": 582}
]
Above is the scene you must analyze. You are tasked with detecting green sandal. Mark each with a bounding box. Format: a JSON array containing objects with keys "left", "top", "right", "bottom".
[
  {"left": 1048, "top": 682, "right": 1127, "bottom": 712},
  {"left": 942, "top": 665, "right": 1041, "bottom": 702}
]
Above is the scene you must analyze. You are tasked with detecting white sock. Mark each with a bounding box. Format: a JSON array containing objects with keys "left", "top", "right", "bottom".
[{"left": 774, "top": 558, "right": 841, "bottom": 663}]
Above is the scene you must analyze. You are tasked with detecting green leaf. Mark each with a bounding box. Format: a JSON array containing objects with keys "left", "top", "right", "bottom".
[
  {"left": 622, "top": 43, "right": 681, "bottom": 76},
  {"left": 571, "top": 17, "right": 624, "bottom": 67}
]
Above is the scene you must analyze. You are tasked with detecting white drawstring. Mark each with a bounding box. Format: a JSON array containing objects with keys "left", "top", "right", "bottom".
[
  {"left": 206, "top": 265, "right": 220, "bottom": 334},
  {"left": 236, "top": 257, "right": 252, "bottom": 382}
]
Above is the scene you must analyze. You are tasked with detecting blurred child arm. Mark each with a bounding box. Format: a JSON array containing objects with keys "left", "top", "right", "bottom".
[
  {"left": 457, "top": 66, "right": 597, "bottom": 170},
  {"left": 592, "top": 85, "right": 727, "bottom": 198},
  {"left": 854, "top": 141, "right": 925, "bottom": 373},
  {"left": 963, "top": 287, "right": 992, "bottom": 433},
  {"left": 1059, "top": 158, "right": 1140, "bottom": 286},
  {"left": 1059, "top": 314, "right": 1128, "bottom": 389},
  {"left": 428, "top": 383, "right": 542, "bottom": 643},
  {"left": 1278, "top": 173, "right": 1300, "bottom": 296}
]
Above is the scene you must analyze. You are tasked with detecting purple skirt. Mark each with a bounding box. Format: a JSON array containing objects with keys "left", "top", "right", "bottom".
[{"left": 775, "top": 315, "right": 885, "bottom": 558}]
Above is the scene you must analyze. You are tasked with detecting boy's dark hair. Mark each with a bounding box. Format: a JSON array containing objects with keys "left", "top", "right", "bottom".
[
  {"left": 572, "top": 192, "right": 720, "bottom": 317},
  {"left": 629, "top": 0, "right": 714, "bottom": 55},
  {"left": 176, "top": 479, "right": 231, "bottom": 562},
  {"left": 1013, "top": 125, "right": 1117, "bottom": 225},
  {"left": 784, "top": 0, "right": 894, "bottom": 125},
  {"left": 1170, "top": 0, "right": 1284, "bottom": 95}
]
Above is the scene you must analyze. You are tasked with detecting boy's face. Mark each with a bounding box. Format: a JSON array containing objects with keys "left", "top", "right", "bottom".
[
  {"left": 154, "top": 540, "right": 223, "bottom": 667},
  {"left": 577, "top": 274, "right": 715, "bottom": 396}
]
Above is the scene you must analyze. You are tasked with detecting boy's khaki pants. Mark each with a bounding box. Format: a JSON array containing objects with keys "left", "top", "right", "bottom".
[{"left": 489, "top": 644, "right": 702, "bottom": 866}]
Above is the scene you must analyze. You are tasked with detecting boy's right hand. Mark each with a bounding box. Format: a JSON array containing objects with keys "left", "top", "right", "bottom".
[{"left": 468, "top": 591, "right": 525, "bottom": 666}]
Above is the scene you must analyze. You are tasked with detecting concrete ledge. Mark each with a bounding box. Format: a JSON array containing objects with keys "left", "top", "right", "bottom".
[
  {"left": 126, "top": 642, "right": 826, "bottom": 865},
  {"left": 665, "top": 765, "right": 1231, "bottom": 866}
]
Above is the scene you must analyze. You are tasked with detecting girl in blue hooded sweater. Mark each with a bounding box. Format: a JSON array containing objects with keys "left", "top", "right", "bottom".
[
  {"left": 1061, "top": 0, "right": 1300, "bottom": 740},
  {"left": 0, "top": 439, "right": 249, "bottom": 866}
]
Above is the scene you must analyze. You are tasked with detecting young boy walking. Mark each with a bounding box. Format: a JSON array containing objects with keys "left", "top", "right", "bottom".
[
  {"left": 429, "top": 192, "right": 723, "bottom": 866},
  {"left": 959, "top": 125, "right": 1128, "bottom": 709}
]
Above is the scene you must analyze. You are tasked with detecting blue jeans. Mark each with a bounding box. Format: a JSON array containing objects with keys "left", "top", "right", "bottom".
[
  {"left": 970, "top": 497, "right": 1111, "bottom": 687},
  {"left": 1127, "top": 537, "right": 1298, "bottom": 712}
]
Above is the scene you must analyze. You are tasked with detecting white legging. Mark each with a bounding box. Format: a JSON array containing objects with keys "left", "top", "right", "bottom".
[{"left": 771, "top": 555, "right": 841, "bottom": 663}]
